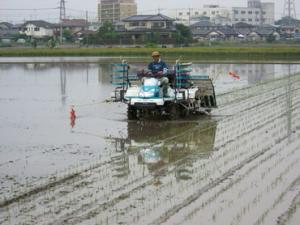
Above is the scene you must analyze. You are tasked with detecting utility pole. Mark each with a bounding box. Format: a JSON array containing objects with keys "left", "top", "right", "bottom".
[
  {"left": 59, "top": 0, "right": 66, "bottom": 45},
  {"left": 283, "top": 0, "right": 296, "bottom": 19},
  {"left": 86, "top": 10, "right": 89, "bottom": 47},
  {"left": 60, "top": 0, "right": 66, "bottom": 21},
  {"left": 188, "top": 8, "right": 191, "bottom": 26}
]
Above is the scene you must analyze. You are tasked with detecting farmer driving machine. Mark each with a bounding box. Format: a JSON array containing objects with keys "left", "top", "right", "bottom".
[{"left": 111, "top": 60, "right": 217, "bottom": 119}]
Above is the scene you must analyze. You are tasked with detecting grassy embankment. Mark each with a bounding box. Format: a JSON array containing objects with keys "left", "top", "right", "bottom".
[{"left": 0, "top": 46, "right": 300, "bottom": 61}]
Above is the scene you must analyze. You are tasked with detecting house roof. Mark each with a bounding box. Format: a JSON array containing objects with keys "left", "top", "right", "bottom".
[
  {"left": 235, "top": 28, "right": 252, "bottom": 36},
  {"left": 123, "top": 14, "right": 174, "bottom": 22},
  {"left": 119, "top": 27, "right": 175, "bottom": 33},
  {"left": 218, "top": 27, "right": 237, "bottom": 35},
  {"left": 190, "top": 20, "right": 216, "bottom": 28},
  {"left": 233, "top": 22, "right": 254, "bottom": 28},
  {"left": 0, "top": 22, "right": 14, "bottom": 29},
  {"left": 255, "top": 27, "right": 276, "bottom": 36},
  {"left": 61, "top": 19, "right": 88, "bottom": 27},
  {"left": 22, "top": 20, "right": 55, "bottom": 29}
]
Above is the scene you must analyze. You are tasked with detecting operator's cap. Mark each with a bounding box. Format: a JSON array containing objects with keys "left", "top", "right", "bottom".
[{"left": 152, "top": 51, "right": 160, "bottom": 57}]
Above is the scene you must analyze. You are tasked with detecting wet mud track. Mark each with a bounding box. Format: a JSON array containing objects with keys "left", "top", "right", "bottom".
[{"left": 1, "top": 73, "right": 300, "bottom": 225}]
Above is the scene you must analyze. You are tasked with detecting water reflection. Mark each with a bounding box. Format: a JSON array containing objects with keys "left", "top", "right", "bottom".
[
  {"left": 108, "top": 119, "right": 217, "bottom": 182},
  {"left": 60, "top": 66, "right": 67, "bottom": 106}
]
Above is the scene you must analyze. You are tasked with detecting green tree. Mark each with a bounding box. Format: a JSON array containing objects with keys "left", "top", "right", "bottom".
[
  {"left": 63, "top": 29, "right": 72, "bottom": 42},
  {"left": 145, "top": 32, "right": 160, "bottom": 44},
  {"left": 31, "top": 39, "right": 37, "bottom": 48},
  {"left": 266, "top": 34, "right": 276, "bottom": 43},
  {"left": 173, "top": 24, "right": 193, "bottom": 45},
  {"left": 47, "top": 38, "right": 56, "bottom": 48},
  {"left": 97, "top": 21, "right": 119, "bottom": 44}
]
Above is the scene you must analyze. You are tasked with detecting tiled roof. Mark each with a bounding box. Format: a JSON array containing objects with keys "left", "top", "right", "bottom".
[
  {"left": 61, "top": 19, "right": 87, "bottom": 27},
  {"left": 0, "top": 22, "right": 14, "bottom": 29},
  {"left": 123, "top": 14, "right": 174, "bottom": 22},
  {"left": 22, "top": 20, "right": 55, "bottom": 29},
  {"left": 190, "top": 20, "right": 216, "bottom": 28},
  {"left": 233, "top": 22, "right": 254, "bottom": 28}
]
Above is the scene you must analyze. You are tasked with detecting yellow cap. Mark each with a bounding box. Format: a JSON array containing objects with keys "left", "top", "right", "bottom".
[{"left": 152, "top": 51, "right": 160, "bottom": 57}]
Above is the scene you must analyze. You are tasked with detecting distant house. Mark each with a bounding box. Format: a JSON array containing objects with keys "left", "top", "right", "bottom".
[
  {"left": 20, "top": 20, "right": 55, "bottom": 38},
  {"left": 120, "top": 14, "right": 176, "bottom": 43},
  {"left": 254, "top": 24, "right": 280, "bottom": 41},
  {"left": 191, "top": 20, "right": 236, "bottom": 40},
  {"left": 190, "top": 19, "right": 218, "bottom": 30},
  {"left": 72, "top": 30, "right": 96, "bottom": 42},
  {"left": 0, "top": 22, "right": 19, "bottom": 40},
  {"left": 0, "top": 22, "right": 14, "bottom": 31},
  {"left": 88, "top": 22, "right": 101, "bottom": 32},
  {"left": 61, "top": 19, "right": 88, "bottom": 33},
  {"left": 276, "top": 18, "right": 300, "bottom": 39},
  {"left": 190, "top": 20, "right": 218, "bottom": 40},
  {"left": 233, "top": 22, "right": 255, "bottom": 37}
]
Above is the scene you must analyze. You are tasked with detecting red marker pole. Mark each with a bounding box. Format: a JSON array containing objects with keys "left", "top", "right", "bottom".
[{"left": 70, "top": 105, "right": 76, "bottom": 128}]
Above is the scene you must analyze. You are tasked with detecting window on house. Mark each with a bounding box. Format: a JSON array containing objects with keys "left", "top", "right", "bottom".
[
  {"left": 248, "top": 11, "right": 252, "bottom": 14},
  {"left": 241, "top": 19, "right": 246, "bottom": 21},
  {"left": 152, "top": 22, "right": 164, "bottom": 28},
  {"left": 34, "top": 27, "right": 40, "bottom": 31},
  {"left": 195, "top": 12, "right": 199, "bottom": 15},
  {"left": 248, "top": 19, "right": 252, "bottom": 22},
  {"left": 263, "top": 11, "right": 266, "bottom": 15},
  {"left": 255, "top": 11, "right": 259, "bottom": 15},
  {"left": 235, "top": 19, "right": 239, "bottom": 21},
  {"left": 140, "top": 22, "right": 146, "bottom": 26},
  {"left": 129, "top": 22, "right": 139, "bottom": 26},
  {"left": 241, "top": 11, "right": 246, "bottom": 14},
  {"left": 203, "top": 12, "right": 207, "bottom": 15},
  {"left": 187, "top": 12, "right": 190, "bottom": 15},
  {"left": 234, "top": 10, "right": 239, "bottom": 14},
  {"left": 255, "top": 18, "right": 260, "bottom": 21},
  {"left": 212, "top": 11, "right": 215, "bottom": 15},
  {"left": 179, "top": 12, "right": 183, "bottom": 16}
]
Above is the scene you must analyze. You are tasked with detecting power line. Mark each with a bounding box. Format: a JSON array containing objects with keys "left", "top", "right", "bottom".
[{"left": 0, "top": 7, "right": 59, "bottom": 11}]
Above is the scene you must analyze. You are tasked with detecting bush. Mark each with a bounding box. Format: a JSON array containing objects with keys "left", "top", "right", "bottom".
[{"left": 145, "top": 43, "right": 158, "bottom": 48}]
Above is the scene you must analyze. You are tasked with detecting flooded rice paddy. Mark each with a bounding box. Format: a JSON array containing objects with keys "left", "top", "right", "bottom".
[{"left": 0, "top": 59, "right": 300, "bottom": 225}]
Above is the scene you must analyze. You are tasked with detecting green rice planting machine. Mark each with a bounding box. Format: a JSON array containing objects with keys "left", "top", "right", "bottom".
[{"left": 110, "top": 60, "right": 217, "bottom": 119}]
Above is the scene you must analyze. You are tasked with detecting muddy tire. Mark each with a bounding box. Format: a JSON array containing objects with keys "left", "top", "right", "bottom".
[
  {"left": 167, "top": 104, "right": 180, "bottom": 120},
  {"left": 205, "top": 109, "right": 212, "bottom": 114},
  {"left": 181, "top": 108, "right": 190, "bottom": 118},
  {"left": 127, "top": 106, "right": 137, "bottom": 120}
]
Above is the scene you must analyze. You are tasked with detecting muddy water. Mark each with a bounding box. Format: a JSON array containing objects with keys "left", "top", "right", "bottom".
[{"left": 0, "top": 60, "right": 300, "bottom": 225}]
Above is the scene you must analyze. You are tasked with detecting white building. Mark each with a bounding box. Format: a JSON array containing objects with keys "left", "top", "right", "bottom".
[
  {"left": 165, "top": 0, "right": 274, "bottom": 26},
  {"left": 98, "top": 0, "right": 137, "bottom": 23},
  {"left": 261, "top": 2, "right": 275, "bottom": 25},
  {"left": 167, "top": 5, "right": 232, "bottom": 26},
  {"left": 20, "top": 20, "right": 55, "bottom": 38},
  {"left": 232, "top": 0, "right": 274, "bottom": 25}
]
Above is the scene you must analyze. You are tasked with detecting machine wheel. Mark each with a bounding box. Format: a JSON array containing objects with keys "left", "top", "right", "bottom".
[
  {"left": 181, "top": 108, "right": 190, "bottom": 118},
  {"left": 205, "top": 109, "right": 212, "bottom": 114},
  {"left": 127, "top": 105, "right": 137, "bottom": 120},
  {"left": 167, "top": 104, "right": 180, "bottom": 120}
]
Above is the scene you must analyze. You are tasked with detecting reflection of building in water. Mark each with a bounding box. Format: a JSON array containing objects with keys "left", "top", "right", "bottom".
[
  {"left": 107, "top": 120, "right": 217, "bottom": 182},
  {"left": 98, "top": 64, "right": 111, "bottom": 84},
  {"left": 193, "top": 63, "right": 275, "bottom": 84},
  {"left": 60, "top": 65, "right": 67, "bottom": 106},
  {"left": 234, "top": 64, "right": 275, "bottom": 84}
]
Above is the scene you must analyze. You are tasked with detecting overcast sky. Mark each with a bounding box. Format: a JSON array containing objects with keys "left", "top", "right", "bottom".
[{"left": 0, "top": 0, "right": 299, "bottom": 23}]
